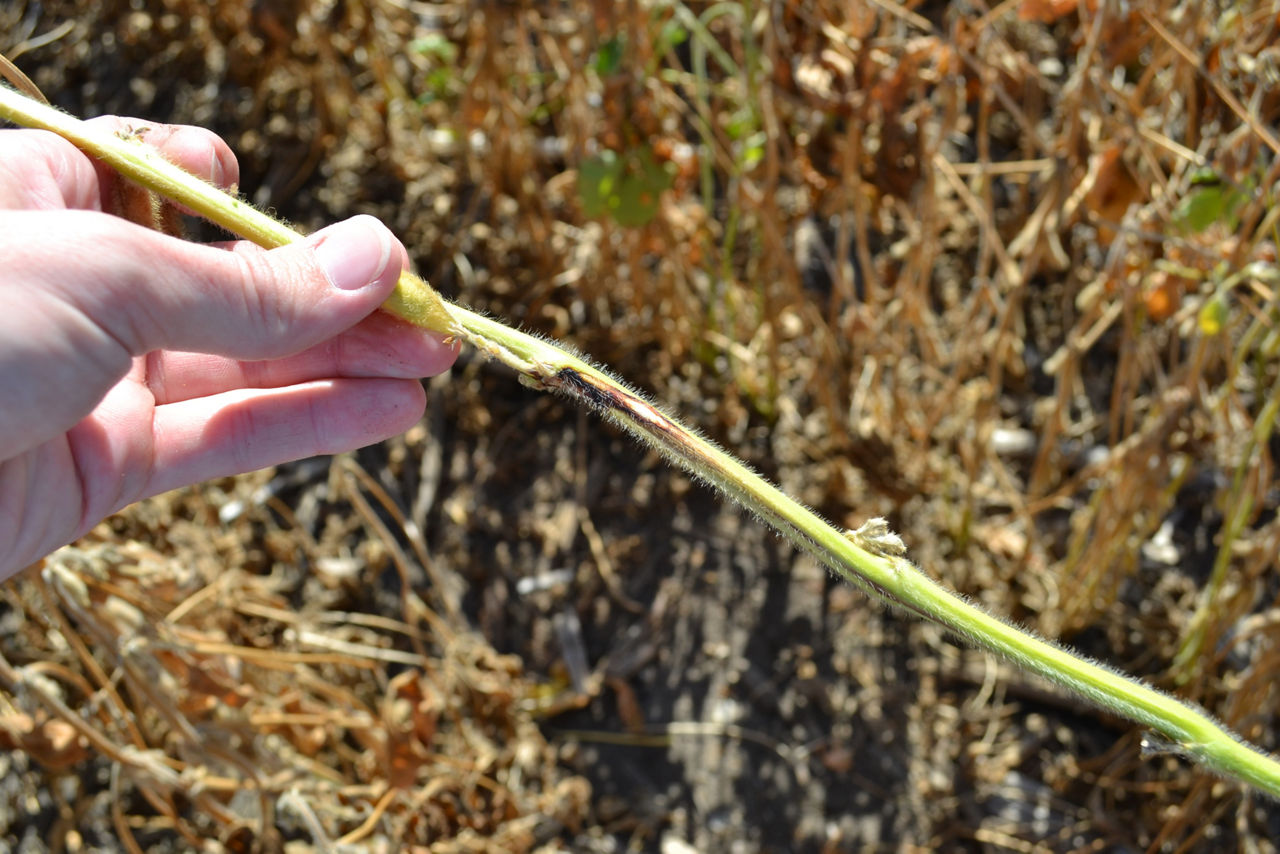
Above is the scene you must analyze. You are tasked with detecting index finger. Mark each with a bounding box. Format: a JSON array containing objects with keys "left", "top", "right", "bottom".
[
  {"left": 84, "top": 116, "right": 240, "bottom": 215},
  {"left": 0, "top": 118, "right": 240, "bottom": 213}
]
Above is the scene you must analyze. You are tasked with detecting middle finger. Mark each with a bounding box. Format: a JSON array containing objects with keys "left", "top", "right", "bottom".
[{"left": 139, "top": 312, "right": 459, "bottom": 405}]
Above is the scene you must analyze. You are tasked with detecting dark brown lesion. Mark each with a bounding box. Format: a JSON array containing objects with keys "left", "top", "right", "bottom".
[
  {"left": 553, "top": 368, "right": 619, "bottom": 413},
  {"left": 553, "top": 368, "right": 682, "bottom": 435}
]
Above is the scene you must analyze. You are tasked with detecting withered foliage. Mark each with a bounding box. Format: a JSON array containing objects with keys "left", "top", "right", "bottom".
[{"left": 1, "top": 467, "right": 588, "bottom": 851}]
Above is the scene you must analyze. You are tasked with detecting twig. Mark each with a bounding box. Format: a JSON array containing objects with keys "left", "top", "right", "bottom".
[
  {"left": 1140, "top": 10, "right": 1280, "bottom": 156},
  {"left": 335, "top": 786, "right": 399, "bottom": 846}
]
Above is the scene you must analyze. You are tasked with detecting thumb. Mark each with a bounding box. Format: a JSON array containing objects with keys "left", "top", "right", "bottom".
[
  {"left": 10, "top": 210, "right": 410, "bottom": 363},
  {"left": 1, "top": 210, "right": 415, "bottom": 459},
  {"left": 126, "top": 212, "right": 413, "bottom": 359}
]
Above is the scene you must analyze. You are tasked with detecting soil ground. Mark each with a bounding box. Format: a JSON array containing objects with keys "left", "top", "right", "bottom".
[{"left": 3, "top": 1, "right": 1280, "bottom": 851}]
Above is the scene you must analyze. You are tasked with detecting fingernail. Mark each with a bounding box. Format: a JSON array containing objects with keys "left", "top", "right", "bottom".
[{"left": 311, "top": 215, "right": 394, "bottom": 291}]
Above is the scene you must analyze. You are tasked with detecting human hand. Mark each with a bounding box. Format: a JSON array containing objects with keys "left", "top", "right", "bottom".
[{"left": 0, "top": 118, "right": 459, "bottom": 582}]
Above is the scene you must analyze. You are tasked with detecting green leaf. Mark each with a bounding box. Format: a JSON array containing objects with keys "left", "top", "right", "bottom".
[
  {"left": 594, "top": 36, "right": 624, "bottom": 76},
  {"left": 1174, "top": 169, "right": 1250, "bottom": 233},
  {"left": 410, "top": 34, "right": 458, "bottom": 64},
  {"left": 657, "top": 20, "right": 688, "bottom": 55},
  {"left": 725, "top": 106, "right": 757, "bottom": 141},
  {"left": 578, "top": 150, "right": 623, "bottom": 219},
  {"left": 418, "top": 67, "right": 457, "bottom": 103},
  {"left": 613, "top": 148, "right": 675, "bottom": 227},
  {"left": 741, "top": 131, "right": 767, "bottom": 170},
  {"left": 1198, "top": 294, "right": 1229, "bottom": 336},
  {"left": 577, "top": 147, "right": 675, "bottom": 227},
  {"left": 1175, "top": 184, "right": 1229, "bottom": 233}
]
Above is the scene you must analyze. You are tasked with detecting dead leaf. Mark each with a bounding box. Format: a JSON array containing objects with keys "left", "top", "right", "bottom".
[
  {"left": 1018, "top": 0, "right": 1079, "bottom": 24},
  {"left": 0, "top": 712, "right": 92, "bottom": 771},
  {"left": 1084, "top": 143, "right": 1143, "bottom": 242}
]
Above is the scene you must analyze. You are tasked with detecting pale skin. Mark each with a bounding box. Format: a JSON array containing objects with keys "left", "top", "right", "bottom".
[{"left": 0, "top": 118, "right": 459, "bottom": 582}]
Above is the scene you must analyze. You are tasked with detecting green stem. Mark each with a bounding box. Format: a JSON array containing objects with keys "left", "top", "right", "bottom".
[{"left": 5, "top": 84, "right": 1280, "bottom": 796}]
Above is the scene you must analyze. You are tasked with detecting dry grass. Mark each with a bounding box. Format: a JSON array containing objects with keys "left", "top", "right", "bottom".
[
  {"left": 1, "top": 460, "right": 590, "bottom": 851},
  {"left": 3, "top": 0, "right": 1280, "bottom": 850}
]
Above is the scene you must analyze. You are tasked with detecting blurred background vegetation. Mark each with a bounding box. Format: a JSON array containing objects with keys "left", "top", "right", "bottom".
[{"left": 3, "top": 0, "right": 1280, "bottom": 850}]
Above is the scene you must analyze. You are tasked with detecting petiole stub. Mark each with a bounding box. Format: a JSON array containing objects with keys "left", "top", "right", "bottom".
[{"left": 846, "top": 517, "right": 908, "bottom": 560}]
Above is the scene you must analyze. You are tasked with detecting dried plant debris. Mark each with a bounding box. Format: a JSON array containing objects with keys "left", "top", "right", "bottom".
[
  {"left": 4, "top": 0, "right": 1280, "bottom": 849},
  {"left": 1, "top": 510, "right": 588, "bottom": 851}
]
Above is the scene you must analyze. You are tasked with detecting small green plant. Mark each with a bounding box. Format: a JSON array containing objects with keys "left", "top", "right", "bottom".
[
  {"left": 577, "top": 146, "right": 674, "bottom": 227},
  {"left": 592, "top": 34, "right": 625, "bottom": 77},
  {"left": 5, "top": 83, "right": 1280, "bottom": 798},
  {"left": 409, "top": 33, "right": 461, "bottom": 106},
  {"left": 1173, "top": 167, "right": 1254, "bottom": 234}
]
